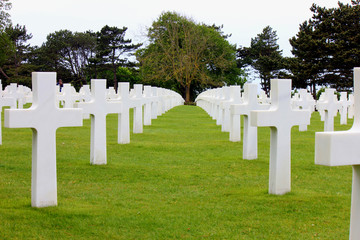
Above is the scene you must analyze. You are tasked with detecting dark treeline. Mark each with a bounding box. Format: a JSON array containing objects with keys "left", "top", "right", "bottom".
[{"left": 1, "top": 0, "right": 360, "bottom": 100}]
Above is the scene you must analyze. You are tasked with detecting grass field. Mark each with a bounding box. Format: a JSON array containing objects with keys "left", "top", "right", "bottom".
[{"left": 0, "top": 105, "right": 354, "bottom": 239}]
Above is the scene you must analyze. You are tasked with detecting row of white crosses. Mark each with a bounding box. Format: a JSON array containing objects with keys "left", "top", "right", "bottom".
[
  {"left": 3, "top": 72, "right": 184, "bottom": 207},
  {"left": 196, "top": 80, "right": 315, "bottom": 195}
]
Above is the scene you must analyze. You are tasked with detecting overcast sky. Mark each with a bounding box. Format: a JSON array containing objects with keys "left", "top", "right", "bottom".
[{"left": 10, "top": 0, "right": 349, "bottom": 57}]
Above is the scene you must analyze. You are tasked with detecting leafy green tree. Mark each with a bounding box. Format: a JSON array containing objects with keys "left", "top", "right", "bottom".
[
  {"left": 137, "top": 11, "right": 244, "bottom": 102},
  {"left": 96, "top": 25, "right": 141, "bottom": 90},
  {"left": 2, "top": 24, "right": 33, "bottom": 86},
  {"left": 36, "top": 30, "right": 97, "bottom": 87},
  {"left": 290, "top": 1, "right": 360, "bottom": 94},
  {"left": 0, "top": 0, "right": 11, "bottom": 30},
  {"left": 0, "top": 31, "right": 14, "bottom": 80},
  {"left": 237, "top": 26, "right": 285, "bottom": 95}
]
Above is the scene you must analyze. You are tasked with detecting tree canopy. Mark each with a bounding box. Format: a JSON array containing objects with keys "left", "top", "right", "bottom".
[
  {"left": 137, "top": 12, "right": 245, "bottom": 102},
  {"left": 0, "top": 0, "right": 11, "bottom": 31},
  {"left": 290, "top": 0, "right": 360, "bottom": 95},
  {"left": 237, "top": 26, "right": 286, "bottom": 95}
]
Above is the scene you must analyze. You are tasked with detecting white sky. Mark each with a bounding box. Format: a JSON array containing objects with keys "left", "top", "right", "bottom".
[{"left": 10, "top": 0, "right": 349, "bottom": 57}]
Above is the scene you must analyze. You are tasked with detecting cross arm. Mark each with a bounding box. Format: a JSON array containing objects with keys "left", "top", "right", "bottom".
[{"left": 315, "top": 130, "right": 360, "bottom": 166}]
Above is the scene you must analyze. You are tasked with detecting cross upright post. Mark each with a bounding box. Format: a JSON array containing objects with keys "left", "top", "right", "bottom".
[
  {"left": 75, "top": 79, "right": 122, "bottom": 165},
  {"left": 0, "top": 81, "right": 16, "bottom": 145},
  {"left": 117, "top": 82, "right": 131, "bottom": 144},
  {"left": 143, "top": 85, "right": 155, "bottom": 126},
  {"left": 4, "top": 72, "right": 83, "bottom": 207},
  {"left": 132, "top": 84, "right": 144, "bottom": 134},
  {"left": 339, "top": 92, "right": 349, "bottom": 125},
  {"left": 315, "top": 67, "right": 360, "bottom": 239},
  {"left": 231, "top": 83, "right": 269, "bottom": 159},
  {"left": 317, "top": 89, "right": 341, "bottom": 131},
  {"left": 251, "top": 79, "right": 311, "bottom": 195}
]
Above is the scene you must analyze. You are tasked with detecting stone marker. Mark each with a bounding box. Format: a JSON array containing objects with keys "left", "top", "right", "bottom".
[
  {"left": 132, "top": 84, "right": 144, "bottom": 134},
  {"left": 339, "top": 92, "right": 349, "bottom": 125},
  {"left": 231, "top": 83, "right": 269, "bottom": 159},
  {"left": 227, "top": 86, "right": 242, "bottom": 141},
  {"left": 316, "top": 89, "right": 341, "bottom": 131},
  {"left": 0, "top": 80, "right": 16, "bottom": 144},
  {"left": 116, "top": 82, "right": 131, "bottom": 144},
  {"left": 348, "top": 93, "right": 355, "bottom": 119},
  {"left": 251, "top": 79, "right": 311, "bottom": 195},
  {"left": 58, "top": 83, "right": 79, "bottom": 108},
  {"left": 4, "top": 72, "right": 83, "bottom": 207},
  {"left": 143, "top": 85, "right": 154, "bottom": 126},
  {"left": 75, "top": 79, "right": 122, "bottom": 165},
  {"left": 315, "top": 67, "right": 360, "bottom": 239}
]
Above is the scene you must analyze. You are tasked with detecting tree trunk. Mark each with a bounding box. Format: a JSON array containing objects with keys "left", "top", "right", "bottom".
[
  {"left": 113, "top": 64, "right": 117, "bottom": 91},
  {"left": 185, "top": 85, "right": 191, "bottom": 103}
]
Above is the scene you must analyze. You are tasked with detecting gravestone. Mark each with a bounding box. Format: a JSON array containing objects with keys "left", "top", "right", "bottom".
[
  {"left": 219, "top": 87, "right": 231, "bottom": 132},
  {"left": 143, "top": 85, "right": 154, "bottom": 126},
  {"left": 58, "top": 83, "right": 79, "bottom": 108},
  {"left": 117, "top": 82, "right": 131, "bottom": 144},
  {"left": 107, "top": 87, "right": 117, "bottom": 100},
  {"left": 151, "top": 87, "right": 159, "bottom": 120},
  {"left": 0, "top": 81, "right": 16, "bottom": 144},
  {"left": 132, "top": 84, "right": 144, "bottom": 134},
  {"left": 79, "top": 85, "right": 91, "bottom": 119},
  {"left": 4, "top": 72, "right": 83, "bottom": 207},
  {"left": 349, "top": 93, "right": 355, "bottom": 119},
  {"left": 315, "top": 67, "right": 360, "bottom": 239},
  {"left": 227, "top": 86, "right": 242, "bottom": 141},
  {"left": 75, "top": 79, "right": 122, "bottom": 165},
  {"left": 316, "top": 89, "right": 341, "bottom": 131},
  {"left": 294, "top": 89, "right": 316, "bottom": 131},
  {"left": 251, "top": 79, "right": 311, "bottom": 195},
  {"left": 231, "top": 83, "right": 269, "bottom": 159},
  {"left": 339, "top": 92, "right": 349, "bottom": 125}
]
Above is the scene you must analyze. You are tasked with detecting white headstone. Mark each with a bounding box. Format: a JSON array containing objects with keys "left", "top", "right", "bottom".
[
  {"left": 348, "top": 93, "right": 355, "bottom": 119},
  {"left": 227, "top": 86, "right": 242, "bottom": 141},
  {"left": 315, "top": 67, "right": 360, "bottom": 239},
  {"left": 117, "top": 82, "right": 131, "bottom": 144},
  {"left": 251, "top": 79, "right": 311, "bottom": 195},
  {"left": 4, "top": 72, "right": 83, "bottom": 207},
  {"left": 316, "top": 89, "right": 341, "bottom": 131},
  {"left": 143, "top": 85, "right": 154, "bottom": 126},
  {"left": 132, "top": 84, "right": 144, "bottom": 134},
  {"left": 339, "top": 92, "right": 349, "bottom": 125},
  {"left": 75, "top": 79, "right": 122, "bottom": 165},
  {"left": 231, "top": 83, "right": 269, "bottom": 159},
  {"left": 0, "top": 81, "right": 16, "bottom": 144},
  {"left": 58, "top": 83, "right": 79, "bottom": 108}
]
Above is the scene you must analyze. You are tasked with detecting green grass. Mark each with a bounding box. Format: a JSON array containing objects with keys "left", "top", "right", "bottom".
[{"left": 0, "top": 105, "right": 354, "bottom": 239}]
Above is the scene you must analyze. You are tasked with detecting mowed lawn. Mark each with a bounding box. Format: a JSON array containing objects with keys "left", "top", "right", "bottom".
[{"left": 0, "top": 105, "right": 354, "bottom": 239}]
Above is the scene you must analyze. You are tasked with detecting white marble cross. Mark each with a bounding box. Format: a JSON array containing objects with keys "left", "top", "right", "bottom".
[
  {"left": 317, "top": 89, "right": 341, "bottom": 131},
  {"left": 227, "top": 86, "right": 242, "bottom": 141},
  {"left": 0, "top": 81, "right": 16, "bottom": 144},
  {"left": 79, "top": 85, "right": 91, "bottom": 119},
  {"left": 339, "top": 92, "right": 350, "bottom": 125},
  {"left": 349, "top": 93, "right": 355, "bottom": 119},
  {"left": 132, "top": 84, "right": 144, "bottom": 134},
  {"left": 231, "top": 83, "right": 269, "bottom": 159},
  {"left": 143, "top": 85, "right": 154, "bottom": 126},
  {"left": 293, "top": 89, "right": 316, "bottom": 131},
  {"left": 219, "top": 87, "right": 231, "bottom": 132},
  {"left": 151, "top": 87, "right": 159, "bottom": 120},
  {"left": 4, "top": 72, "right": 83, "bottom": 207},
  {"left": 117, "top": 82, "right": 131, "bottom": 144},
  {"left": 315, "top": 67, "right": 360, "bottom": 239},
  {"left": 251, "top": 79, "right": 311, "bottom": 195},
  {"left": 58, "top": 83, "right": 79, "bottom": 108},
  {"left": 75, "top": 79, "right": 122, "bottom": 165}
]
